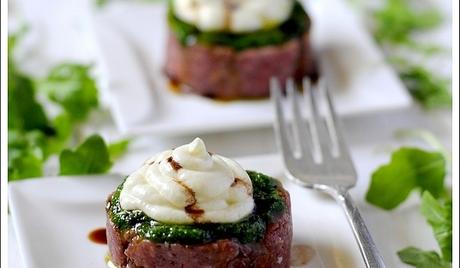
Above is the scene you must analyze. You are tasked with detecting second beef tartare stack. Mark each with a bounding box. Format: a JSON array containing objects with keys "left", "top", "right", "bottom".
[
  {"left": 106, "top": 138, "right": 292, "bottom": 267},
  {"left": 165, "top": 0, "right": 313, "bottom": 99}
]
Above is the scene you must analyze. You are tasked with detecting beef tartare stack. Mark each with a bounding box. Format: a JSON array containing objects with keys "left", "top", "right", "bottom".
[
  {"left": 106, "top": 138, "right": 292, "bottom": 268},
  {"left": 165, "top": 0, "right": 313, "bottom": 99}
]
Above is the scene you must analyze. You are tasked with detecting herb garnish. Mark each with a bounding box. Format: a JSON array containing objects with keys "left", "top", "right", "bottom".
[
  {"left": 366, "top": 147, "right": 446, "bottom": 210},
  {"left": 356, "top": 0, "right": 452, "bottom": 108},
  {"left": 8, "top": 30, "right": 129, "bottom": 180},
  {"left": 59, "top": 135, "right": 113, "bottom": 175},
  {"left": 365, "top": 145, "right": 451, "bottom": 267},
  {"left": 373, "top": 0, "right": 442, "bottom": 46}
]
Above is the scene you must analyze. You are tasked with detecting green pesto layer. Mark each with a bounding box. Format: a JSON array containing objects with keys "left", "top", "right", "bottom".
[
  {"left": 107, "top": 171, "right": 285, "bottom": 244},
  {"left": 168, "top": 1, "right": 310, "bottom": 51}
]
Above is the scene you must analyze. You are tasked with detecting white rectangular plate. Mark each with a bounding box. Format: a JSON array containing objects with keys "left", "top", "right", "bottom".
[
  {"left": 10, "top": 151, "right": 437, "bottom": 268},
  {"left": 93, "top": 0, "right": 412, "bottom": 136}
]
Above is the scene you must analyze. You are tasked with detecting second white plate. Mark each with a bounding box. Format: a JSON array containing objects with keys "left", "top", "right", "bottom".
[{"left": 92, "top": 0, "right": 411, "bottom": 136}]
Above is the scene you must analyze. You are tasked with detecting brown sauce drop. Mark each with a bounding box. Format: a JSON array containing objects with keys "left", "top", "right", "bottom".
[
  {"left": 290, "top": 244, "right": 315, "bottom": 266},
  {"left": 88, "top": 228, "right": 107, "bottom": 245},
  {"left": 173, "top": 179, "right": 196, "bottom": 205},
  {"left": 231, "top": 178, "right": 252, "bottom": 194},
  {"left": 168, "top": 79, "right": 182, "bottom": 94},
  {"left": 231, "top": 178, "right": 240, "bottom": 187},
  {"left": 172, "top": 178, "right": 205, "bottom": 222},
  {"left": 167, "top": 78, "right": 266, "bottom": 102},
  {"left": 185, "top": 204, "right": 205, "bottom": 221},
  {"left": 167, "top": 156, "right": 183, "bottom": 171}
]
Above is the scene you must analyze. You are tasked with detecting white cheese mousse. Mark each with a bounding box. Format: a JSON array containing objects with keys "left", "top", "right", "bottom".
[
  {"left": 173, "top": 0, "right": 295, "bottom": 33},
  {"left": 120, "top": 138, "right": 255, "bottom": 224}
]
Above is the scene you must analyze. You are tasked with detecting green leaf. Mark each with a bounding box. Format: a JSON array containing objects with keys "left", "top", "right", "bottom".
[
  {"left": 8, "top": 151, "right": 43, "bottom": 181},
  {"left": 420, "top": 192, "right": 452, "bottom": 261},
  {"left": 108, "top": 139, "right": 131, "bottom": 161},
  {"left": 374, "top": 0, "right": 442, "bottom": 45},
  {"left": 8, "top": 69, "right": 54, "bottom": 134},
  {"left": 59, "top": 135, "right": 112, "bottom": 175},
  {"left": 38, "top": 63, "right": 99, "bottom": 122},
  {"left": 400, "top": 66, "right": 452, "bottom": 109},
  {"left": 398, "top": 247, "right": 450, "bottom": 268},
  {"left": 7, "top": 31, "right": 102, "bottom": 181},
  {"left": 8, "top": 130, "right": 46, "bottom": 180},
  {"left": 366, "top": 147, "right": 446, "bottom": 210},
  {"left": 45, "top": 113, "right": 75, "bottom": 156},
  {"left": 8, "top": 30, "right": 53, "bottom": 134}
]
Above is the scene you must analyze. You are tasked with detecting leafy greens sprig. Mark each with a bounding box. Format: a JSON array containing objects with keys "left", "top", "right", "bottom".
[
  {"left": 359, "top": 0, "right": 452, "bottom": 108},
  {"left": 8, "top": 31, "right": 129, "bottom": 180},
  {"left": 365, "top": 146, "right": 451, "bottom": 267}
]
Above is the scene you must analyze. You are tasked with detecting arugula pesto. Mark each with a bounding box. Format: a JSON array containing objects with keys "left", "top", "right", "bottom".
[
  {"left": 167, "top": 1, "right": 310, "bottom": 51},
  {"left": 108, "top": 171, "right": 286, "bottom": 244}
]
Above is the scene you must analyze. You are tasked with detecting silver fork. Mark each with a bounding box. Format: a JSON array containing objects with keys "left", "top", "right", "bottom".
[{"left": 270, "top": 77, "right": 386, "bottom": 268}]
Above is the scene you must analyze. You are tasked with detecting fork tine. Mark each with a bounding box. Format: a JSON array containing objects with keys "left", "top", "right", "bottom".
[
  {"left": 304, "top": 78, "right": 332, "bottom": 163},
  {"left": 324, "top": 83, "right": 355, "bottom": 167},
  {"left": 270, "top": 78, "right": 295, "bottom": 162},
  {"left": 286, "top": 78, "right": 313, "bottom": 160},
  {"left": 323, "top": 81, "right": 341, "bottom": 157}
]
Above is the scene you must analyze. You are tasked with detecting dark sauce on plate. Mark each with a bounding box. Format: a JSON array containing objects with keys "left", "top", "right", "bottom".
[{"left": 88, "top": 228, "right": 107, "bottom": 244}]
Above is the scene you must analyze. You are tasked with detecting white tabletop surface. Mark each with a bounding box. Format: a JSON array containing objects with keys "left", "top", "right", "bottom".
[{"left": 8, "top": 0, "right": 453, "bottom": 267}]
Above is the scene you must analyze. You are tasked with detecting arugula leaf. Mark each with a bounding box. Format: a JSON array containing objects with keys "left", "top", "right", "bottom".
[
  {"left": 373, "top": 0, "right": 442, "bottom": 45},
  {"left": 420, "top": 192, "right": 452, "bottom": 261},
  {"left": 108, "top": 139, "right": 131, "bottom": 161},
  {"left": 95, "top": 0, "right": 109, "bottom": 7},
  {"left": 8, "top": 150, "right": 43, "bottom": 181},
  {"left": 8, "top": 30, "right": 103, "bottom": 181},
  {"left": 366, "top": 147, "right": 446, "bottom": 209},
  {"left": 38, "top": 63, "right": 99, "bottom": 122},
  {"left": 8, "top": 130, "right": 46, "bottom": 180},
  {"left": 398, "top": 247, "right": 451, "bottom": 268},
  {"left": 59, "top": 135, "right": 112, "bottom": 175},
  {"left": 400, "top": 66, "right": 452, "bottom": 109},
  {"left": 367, "top": 0, "right": 451, "bottom": 109},
  {"left": 8, "top": 66, "right": 54, "bottom": 134}
]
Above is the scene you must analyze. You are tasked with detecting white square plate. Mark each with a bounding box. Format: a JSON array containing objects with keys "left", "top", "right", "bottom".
[
  {"left": 10, "top": 151, "right": 436, "bottom": 268},
  {"left": 92, "top": 0, "right": 412, "bottom": 136}
]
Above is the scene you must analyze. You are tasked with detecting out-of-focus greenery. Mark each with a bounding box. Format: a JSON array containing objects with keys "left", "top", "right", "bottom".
[
  {"left": 8, "top": 31, "right": 129, "bottom": 181},
  {"left": 356, "top": 0, "right": 452, "bottom": 109},
  {"left": 59, "top": 135, "right": 113, "bottom": 175},
  {"left": 37, "top": 64, "right": 99, "bottom": 122},
  {"left": 397, "top": 192, "right": 452, "bottom": 268},
  {"left": 108, "top": 139, "right": 131, "bottom": 161},
  {"left": 373, "top": 0, "right": 442, "bottom": 45},
  {"left": 399, "top": 66, "right": 451, "bottom": 109},
  {"left": 420, "top": 192, "right": 452, "bottom": 262},
  {"left": 398, "top": 246, "right": 451, "bottom": 268}
]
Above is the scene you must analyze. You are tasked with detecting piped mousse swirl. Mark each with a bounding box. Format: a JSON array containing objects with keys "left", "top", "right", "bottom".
[
  {"left": 120, "top": 138, "right": 255, "bottom": 224},
  {"left": 173, "top": 0, "right": 295, "bottom": 33}
]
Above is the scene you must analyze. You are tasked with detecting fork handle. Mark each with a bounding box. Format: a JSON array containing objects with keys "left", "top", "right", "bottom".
[{"left": 334, "top": 189, "right": 386, "bottom": 268}]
